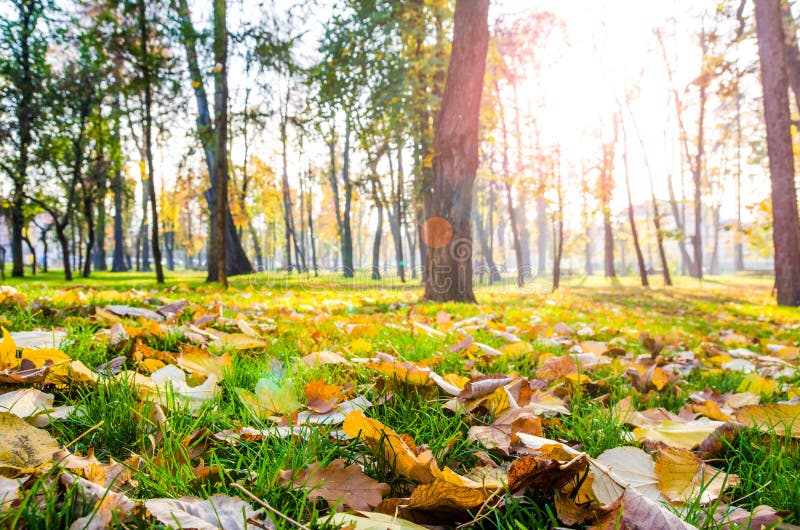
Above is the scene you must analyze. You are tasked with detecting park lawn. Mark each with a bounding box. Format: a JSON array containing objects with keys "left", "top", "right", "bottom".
[{"left": 0, "top": 271, "right": 798, "bottom": 529}]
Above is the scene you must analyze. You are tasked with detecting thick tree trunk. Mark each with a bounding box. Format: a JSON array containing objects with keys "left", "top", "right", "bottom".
[
  {"left": 175, "top": 0, "right": 251, "bottom": 280},
  {"left": 755, "top": 0, "right": 800, "bottom": 305},
  {"left": 423, "top": 0, "right": 488, "bottom": 302}
]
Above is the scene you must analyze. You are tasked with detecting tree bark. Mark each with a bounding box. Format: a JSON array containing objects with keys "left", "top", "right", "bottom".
[
  {"left": 423, "top": 0, "right": 489, "bottom": 303},
  {"left": 755, "top": 0, "right": 800, "bottom": 305},
  {"left": 497, "top": 83, "right": 524, "bottom": 287},
  {"left": 213, "top": 0, "right": 228, "bottom": 287},
  {"left": 111, "top": 96, "right": 128, "bottom": 272},
  {"left": 139, "top": 0, "right": 164, "bottom": 284},
  {"left": 175, "top": 0, "right": 251, "bottom": 280}
]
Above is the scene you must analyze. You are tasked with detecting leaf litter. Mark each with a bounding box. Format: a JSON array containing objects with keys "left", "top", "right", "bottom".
[{"left": 0, "top": 282, "right": 798, "bottom": 528}]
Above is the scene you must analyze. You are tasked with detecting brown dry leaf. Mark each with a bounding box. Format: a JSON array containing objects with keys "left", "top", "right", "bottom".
[
  {"left": 536, "top": 355, "right": 578, "bottom": 380},
  {"left": 53, "top": 449, "right": 130, "bottom": 490},
  {"left": 734, "top": 403, "right": 800, "bottom": 437},
  {"left": 468, "top": 407, "right": 542, "bottom": 454},
  {"left": 654, "top": 447, "right": 738, "bottom": 504},
  {"left": 282, "top": 458, "right": 389, "bottom": 510},
  {"left": 508, "top": 453, "right": 583, "bottom": 494},
  {"left": 378, "top": 478, "right": 487, "bottom": 524},
  {"left": 0, "top": 412, "right": 60, "bottom": 473},
  {"left": 177, "top": 344, "right": 232, "bottom": 380},
  {"left": 145, "top": 493, "right": 261, "bottom": 530},
  {"left": 304, "top": 379, "right": 348, "bottom": 414},
  {"left": 343, "top": 409, "right": 441, "bottom": 484},
  {"left": 590, "top": 487, "right": 698, "bottom": 530},
  {"left": 711, "top": 504, "right": 784, "bottom": 530},
  {"left": 62, "top": 472, "right": 136, "bottom": 530}
]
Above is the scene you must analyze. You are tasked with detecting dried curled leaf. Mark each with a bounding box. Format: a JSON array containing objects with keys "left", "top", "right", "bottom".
[{"left": 343, "top": 409, "right": 440, "bottom": 484}]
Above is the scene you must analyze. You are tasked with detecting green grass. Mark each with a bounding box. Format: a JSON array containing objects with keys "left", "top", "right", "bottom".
[{"left": 0, "top": 270, "right": 798, "bottom": 528}]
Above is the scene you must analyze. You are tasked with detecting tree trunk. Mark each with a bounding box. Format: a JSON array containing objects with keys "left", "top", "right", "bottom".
[
  {"left": 497, "top": 84, "right": 524, "bottom": 287},
  {"left": 422, "top": 0, "right": 488, "bottom": 302},
  {"left": 371, "top": 180, "right": 383, "bottom": 280},
  {"left": 82, "top": 192, "right": 94, "bottom": 278},
  {"left": 22, "top": 235, "right": 35, "bottom": 275},
  {"left": 175, "top": 0, "right": 251, "bottom": 280},
  {"left": 619, "top": 111, "right": 649, "bottom": 287},
  {"left": 341, "top": 117, "right": 354, "bottom": 277},
  {"left": 57, "top": 227, "right": 72, "bottom": 281},
  {"left": 213, "top": 0, "right": 228, "bottom": 287},
  {"left": 755, "top": 0, "right": 800, "bottom": 305}
]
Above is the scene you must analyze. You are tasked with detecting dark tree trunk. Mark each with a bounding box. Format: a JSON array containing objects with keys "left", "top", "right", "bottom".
[
  {"left": 57, "top": 228, "right": 72, "bottom": 281},
  {"left": 175, "top": 0, "right": 252, "bottom": 280},
  {"left": 213, "top": 0, "right": 228, "bottom": 287},
  {"left": 755, "top": 0, "right": 800, "bottom": 305},
  {"left": 10, "top": 1, "right": 40, "bottom": 278},
  {"left": 22, "top": 235, "right": 35, "bottom": 275},
  {"left": 422, "top": 0, "right": 489, "bottom": 302}
]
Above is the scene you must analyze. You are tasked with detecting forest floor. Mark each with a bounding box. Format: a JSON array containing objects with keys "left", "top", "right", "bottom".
[{"left": 0, "top": 271, "right": 798, "bottom": 529}]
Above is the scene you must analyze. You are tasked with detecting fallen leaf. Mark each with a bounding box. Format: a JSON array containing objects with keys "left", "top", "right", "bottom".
[
  {"left": 633, "top": 418, "right": 725, "bottom": 450},
  {"left": 0, "top": 412, "right": 60, "bottom": 472},
  {"left": 343, "top": 409, "right": 440, "bottom": 483},
  {"left": 177, "top": 344, "right": 232, "bottom": 380},
  {"left": 145, "top": 493, "right": 261, "bottom": 530},
  {"left": 734, "top": 403, "right": 800, "bottom": 437},
  {"left": 304, "top": 379, "right": 348, "bottom": 414},
  {"left": 282, "top": 458, "right": 389, "bottom": 510},
  {"left": 591, "top": 487, "right": 698, "bottom": 530},
  {"left": 62, "top": 472, "right": 136, "bottom": 530},
  {"left": 210, "top": 332, "right": 270, "bottom": 351},
  {"left": 301, "top": 350, "right": 349, "bottom": 367},
  {"left": 327, "top": 511, "right": 428, "bottom": 530},
  {"left": 252, "top": 377, "right": 303, "bottom": 415},
  {"left": 591, "top": 446, "right": 661, "bottom": 505},
  {"left": 654, "top": 447, "right": 738, "bottom": 504}
]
